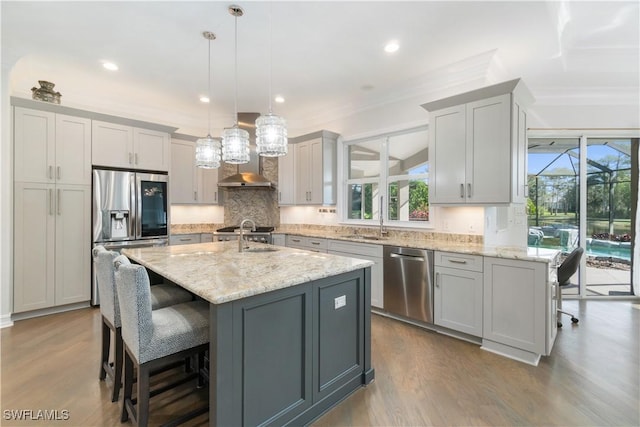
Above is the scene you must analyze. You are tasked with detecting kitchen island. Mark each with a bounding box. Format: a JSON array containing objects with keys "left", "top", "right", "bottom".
[{"left": 122, "top": 241, "right": 375, "bottom": 427}]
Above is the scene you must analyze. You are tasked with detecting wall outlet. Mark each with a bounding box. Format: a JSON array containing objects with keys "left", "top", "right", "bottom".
[{"left": 334, "top": 295, "right": 346, "bottom": 310}]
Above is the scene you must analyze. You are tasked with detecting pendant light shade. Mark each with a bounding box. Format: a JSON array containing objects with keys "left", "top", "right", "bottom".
[
  {"left": 196, "top": 31, "right": 221, "bottom": 169},
  {"left": 222, "top": 5, "right": 250, "bottom": 164},
  {"left": 256, "top": 113, "right": 287, "bottom": 156},
  {"left": 256, "top": 3, "right": 288, "bottom": 157},
  {"left": 195, "top": 134, "right": 221, "bottom": 168},
  {"left": 221, "top": 125, "right": 250, "bottom": 164}
]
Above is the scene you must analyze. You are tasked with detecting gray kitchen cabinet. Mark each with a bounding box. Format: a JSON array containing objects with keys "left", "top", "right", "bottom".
[
  {"left": 223, "top": 268, "right": 370, "bottom": 426},
  {"left": 271, "top": 233, "right": 286, "bottom": 247},
  {"left": 13, "top": 182, "right": 91, "bottom": 313},
  {"left": 286, "top": 235, "right": 327, "bottom": 253},
  {"left": 13, "top": 106, "right": 91, "bottom": 314},
  {"left": 422, "top": 79, "right": 531, "bottom": 205},
  {"left": 200, "top": 233, "right": 213, "bottom": 243},
  {"left": 328, "top": 239, "right": 384, "bottom": 309},
  {"left": 277, "top": 145, "right": 295, "bottom": 205},
  {"left": 92, "top": 120, "right": 169, "bottom": 172},
  {"left": 169, "top": 233, "right": 201, "bottom": 245},
  {"left": 482, "top": 256, "right": 557, "bottom": 364},
  {"left": 14, "top": 107, "right": 91, "bottom": 185},
  {"left": 170, "top": 138, "right": 219, "bottom": 204},
  {"left": 434, "top": 251, "right": 483, "bottom": 337},
  {"left": 290, "top": 130, "right": 338, "bottom": 205}
]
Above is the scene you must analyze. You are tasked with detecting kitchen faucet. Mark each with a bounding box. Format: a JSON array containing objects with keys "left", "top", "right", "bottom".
[
  {"left": 379, "top": 196, "right": 388, "bottom": 237},
  {"left": 238, "top": 218, "right": 256, "bottom": 252}
]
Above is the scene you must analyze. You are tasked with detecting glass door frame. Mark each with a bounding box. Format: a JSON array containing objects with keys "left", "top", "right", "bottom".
[{"left": 528, "top": 129, "right": 638, "bottom": 299}]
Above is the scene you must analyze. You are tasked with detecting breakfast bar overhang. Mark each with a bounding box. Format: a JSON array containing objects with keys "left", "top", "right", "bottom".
[{"left": 123, "top": 241, "right": 375, "bottom": 426}]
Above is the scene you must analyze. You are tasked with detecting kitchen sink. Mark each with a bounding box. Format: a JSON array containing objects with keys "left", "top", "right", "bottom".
[
  {"left": 340, "top": 234, "right": 388, "bottom": 241},
  {"left": 243, "top": 247, "right": 279, "bottom": 253}
]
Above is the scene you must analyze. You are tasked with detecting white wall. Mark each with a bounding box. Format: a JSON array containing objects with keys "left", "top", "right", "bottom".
[{"left": 171, "top": 205, "right": 223, "bottom": 225}]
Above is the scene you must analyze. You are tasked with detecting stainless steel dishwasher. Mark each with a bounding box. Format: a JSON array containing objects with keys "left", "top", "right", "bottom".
[{"left": 383, "top": 246, "right": 435, "bottom": 324}]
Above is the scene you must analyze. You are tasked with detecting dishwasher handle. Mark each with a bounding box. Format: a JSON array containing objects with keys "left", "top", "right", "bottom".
[{"left": 389, "top": 252, "right": 425, "bottom": 262}]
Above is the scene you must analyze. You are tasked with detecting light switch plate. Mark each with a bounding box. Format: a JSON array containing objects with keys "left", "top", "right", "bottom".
[{"left": 334, "top": 295, "right": 346, "bottom": 310}]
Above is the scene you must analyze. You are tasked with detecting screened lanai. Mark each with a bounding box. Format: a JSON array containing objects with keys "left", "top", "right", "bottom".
[{"left": 527, "top": 137, "right": 635, "bottom": 297}]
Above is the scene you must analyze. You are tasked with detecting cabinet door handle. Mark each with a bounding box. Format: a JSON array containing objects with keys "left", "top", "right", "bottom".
[
  {"left": 49, "top": 166, "right": 53, "bottom": 180},
  {"left": 311, "top": 241, "right": 321, "bottom": 245},
  {"left": 57, "top": 166, "right": 61, "bottom": 180},
  {"left": 135, "top": 153, "right": 139, "bottom": 165},
  {"left": 435, "top": 272, "right": 440, "bottom": 288},
  {"left": 460, "top": 183, "right": 464, "bottom": 198},
  {"left": 214, "top": 191, "right": 217, "bottom": 202},
  {"left": 279, "top": 191, "right": 281, "bottom": 202},
  {"left": 129, "top": 152, "right": 133, "bottom": 164},
  {"left": 49, "top": 189, "right": 53, "bottom": 215},
  {"left": 448, "top": 258, "right": 468, "bottom": 264},
  {"left": 292, "top": 239, "right": 301, "bottom": 243},
  {"left": 467, "top": 183, "right": 472, "bottom": 198},
  {"left": 194, "top": 191, "right": 198, "bottom": 201},
  {"left": 57, "top": 189, "right": 61, "bottom": 215},
  {"left": 179, "top": 238, "right": 191, "bottom": 242}
]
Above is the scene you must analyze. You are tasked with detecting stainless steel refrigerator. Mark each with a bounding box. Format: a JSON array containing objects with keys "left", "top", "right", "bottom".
[{"left": 91, "top": 168, "right": 170, "bottom": 305}]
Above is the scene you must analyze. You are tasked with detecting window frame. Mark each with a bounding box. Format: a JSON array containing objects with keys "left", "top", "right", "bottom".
[{"left": 341, "top": 125, "right": 433, "bottom": 229}]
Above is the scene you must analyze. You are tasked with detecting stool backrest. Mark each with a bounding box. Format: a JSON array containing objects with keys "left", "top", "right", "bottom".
[
  {"left": 113, "top": 255, "right": 153, "bottom": 360},
  {"left": 92, "top": 246, "right": 121, "bottom": 327}
]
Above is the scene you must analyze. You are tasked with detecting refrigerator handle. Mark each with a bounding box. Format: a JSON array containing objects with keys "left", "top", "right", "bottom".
[{"left": 131, "top": 173, "right": 139, "bottom": 239}]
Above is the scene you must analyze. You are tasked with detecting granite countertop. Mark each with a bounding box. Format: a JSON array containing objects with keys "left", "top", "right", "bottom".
[
  {"left": 122, "top": 241, "right": 373, "bottom": 305},
  {"left": 276, "top": 228, "right": 560, "bottom": 263}
]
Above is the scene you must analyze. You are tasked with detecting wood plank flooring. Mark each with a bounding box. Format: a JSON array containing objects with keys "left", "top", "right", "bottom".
[{"left": 1, "top": 300, "right": 638, "bottom": 426}]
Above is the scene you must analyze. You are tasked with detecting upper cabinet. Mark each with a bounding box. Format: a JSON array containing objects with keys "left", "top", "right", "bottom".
[
  {"left": 92, "top": 120, "right": 169, "bottom": 172},
  {"left": 422, "top": 79, "right": 533, "bottom": 205},
  {"left": 290, "top": 130, "right": 339, "bottom": 206},
  {"left": 170, "top": 138, "right": 219, "bottom": 205},
  {"left": 277, "top": 145, "right": 295, "bottom": 205},
  {"left": 14, "top": 107, "right": 91, "bottom": 185}
]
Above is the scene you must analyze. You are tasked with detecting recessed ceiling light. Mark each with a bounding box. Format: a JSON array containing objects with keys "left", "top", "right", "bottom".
[
  {"left": 384, "top": 41, "right": 399, "bottom": 53},
  {"left": 200, "top": 96, "right": 210, "bottom": 103},
  {"left": 274, "top": 95, "right": 285, "bottom": 103},
  {"left": 102, "top": 62, "right": 119, "bottom": 71}
]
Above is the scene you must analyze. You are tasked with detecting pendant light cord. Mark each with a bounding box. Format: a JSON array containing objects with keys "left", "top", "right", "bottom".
[
  {"left": 207, "top": 37, "right": 212, "bottom": 136},
  {"left": 268, "top": 2, "right": 273, "bottom": 114},
  {"left": 234, "top": 13, "right": 239, "bottom": 127}
]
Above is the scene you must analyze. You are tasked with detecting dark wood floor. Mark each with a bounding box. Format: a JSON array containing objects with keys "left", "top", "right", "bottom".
[{"left": 1, "top": 300, "right": 638, "bottom": 426}]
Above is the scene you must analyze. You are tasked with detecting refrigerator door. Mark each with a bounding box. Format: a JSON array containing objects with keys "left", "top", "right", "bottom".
[
  {"left": 135, "top": 172, "right": 169, "bottom": 240},
  {"left": 92, "top": 169, "right": 136, "bottom": 243}
]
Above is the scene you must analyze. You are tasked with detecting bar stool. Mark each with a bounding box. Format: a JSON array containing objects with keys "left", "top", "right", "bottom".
[
  {"left": 114, "top": 255, "right": 209, "bottom": 427},
  {"left": 93, "top": 246, "right": 194, "bottom": 402}
]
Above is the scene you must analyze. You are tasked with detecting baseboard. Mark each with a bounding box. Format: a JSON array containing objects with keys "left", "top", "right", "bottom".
[
  {"left": 481, "top": 339, "right": 541, "bottom": 366},
  {"left": 0, "top": 313, "right": 14, "bottom": 329},
  {"left": 11, "top": 302, "right": 91, "bottom": 322}
]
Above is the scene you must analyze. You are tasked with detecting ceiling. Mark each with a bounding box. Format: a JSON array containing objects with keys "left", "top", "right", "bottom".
[{"left": 2, "top": 1, "right": 639, "bottom": 137}]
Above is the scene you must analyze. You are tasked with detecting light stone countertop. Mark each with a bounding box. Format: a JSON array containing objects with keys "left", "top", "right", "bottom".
[
  {"left": 276, "top": 229, "right": 560, "bottom": 263},
  {"left": 122, "top": 241, "right": 373, "bottom": 305}
]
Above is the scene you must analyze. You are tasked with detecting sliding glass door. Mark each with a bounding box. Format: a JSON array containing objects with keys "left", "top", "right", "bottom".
[{"left": 527, "top": 136, "right": 635, "bottom": 297}]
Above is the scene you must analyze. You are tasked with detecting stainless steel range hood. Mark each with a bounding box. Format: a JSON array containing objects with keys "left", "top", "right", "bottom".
[{"left": 218, "top": 112, "right": 275, "bottom": 189}]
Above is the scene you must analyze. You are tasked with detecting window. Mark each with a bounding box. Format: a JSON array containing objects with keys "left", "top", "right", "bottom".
[{"left": 344, "top": 126, "right": 431, "bottom": 226}]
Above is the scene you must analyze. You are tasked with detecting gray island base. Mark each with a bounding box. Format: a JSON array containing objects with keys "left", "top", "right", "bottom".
[{"left": 123, "top": 241, "right": 375, "bottom": 426}]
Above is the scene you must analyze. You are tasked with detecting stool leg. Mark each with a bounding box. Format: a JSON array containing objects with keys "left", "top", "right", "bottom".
[
  {"left": 111, "top": 327, "right": 123, "bottom": 402},
  {"left": 121, "top": 351, "right": 134, "bottom": 423},
  {"left": 137, "top": 364, "right": 150, "bottom": 427},
  {"left": 99, "top": 319, "right": 110, "bottom": 380}
]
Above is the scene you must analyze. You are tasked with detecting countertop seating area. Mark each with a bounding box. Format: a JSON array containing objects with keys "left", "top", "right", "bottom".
[
  {"left": 114, "top": 255, "right": 209, "bottom": 427},
  {"left": 92, "top": 246, "right": 194, "bottom": 402}
]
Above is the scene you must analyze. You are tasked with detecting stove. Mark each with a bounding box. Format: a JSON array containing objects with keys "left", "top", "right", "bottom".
[{"left": 213, "top": 226, "right": 274, "bottom": 243}]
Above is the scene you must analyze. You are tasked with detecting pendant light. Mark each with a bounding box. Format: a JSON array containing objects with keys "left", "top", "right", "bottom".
[
  {"left": 195, "top": 31, "right": 221, "bottom": 169},
  {"left": 222, "top": 5, "right": 250, "bottom": 164},
  {"left": 255, "top": 3, "right": 288, "bottom": 157}
]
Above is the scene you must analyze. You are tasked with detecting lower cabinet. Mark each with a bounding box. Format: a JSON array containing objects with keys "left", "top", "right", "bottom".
[
  {"left": 433, "top": 252, "right": 483, "bottom": 337},
  {"left": 14, "top": 182, "right": 91, "bottom": 313},
  {"left": 483, "top": 257, "right": 556, "bottom": 357},
  {"left": 286, "top": 235, "right": 327, "bottom": 252},
  {"left": 169, "top": 233, "right": 201, "bottom": 245},
  {"left": 271, "top": 233, "right": 286, "bottom": 247},
  {"left": 328, "top": 240, "right": 384, "bottom": 309},
  {"left": 222, "top": 268, "right": 369, "bottom": 426}
]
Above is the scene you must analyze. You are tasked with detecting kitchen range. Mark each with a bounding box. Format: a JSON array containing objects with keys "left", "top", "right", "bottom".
[{"left": 213, "top": 225, "right": 274, "bottom": 244}]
